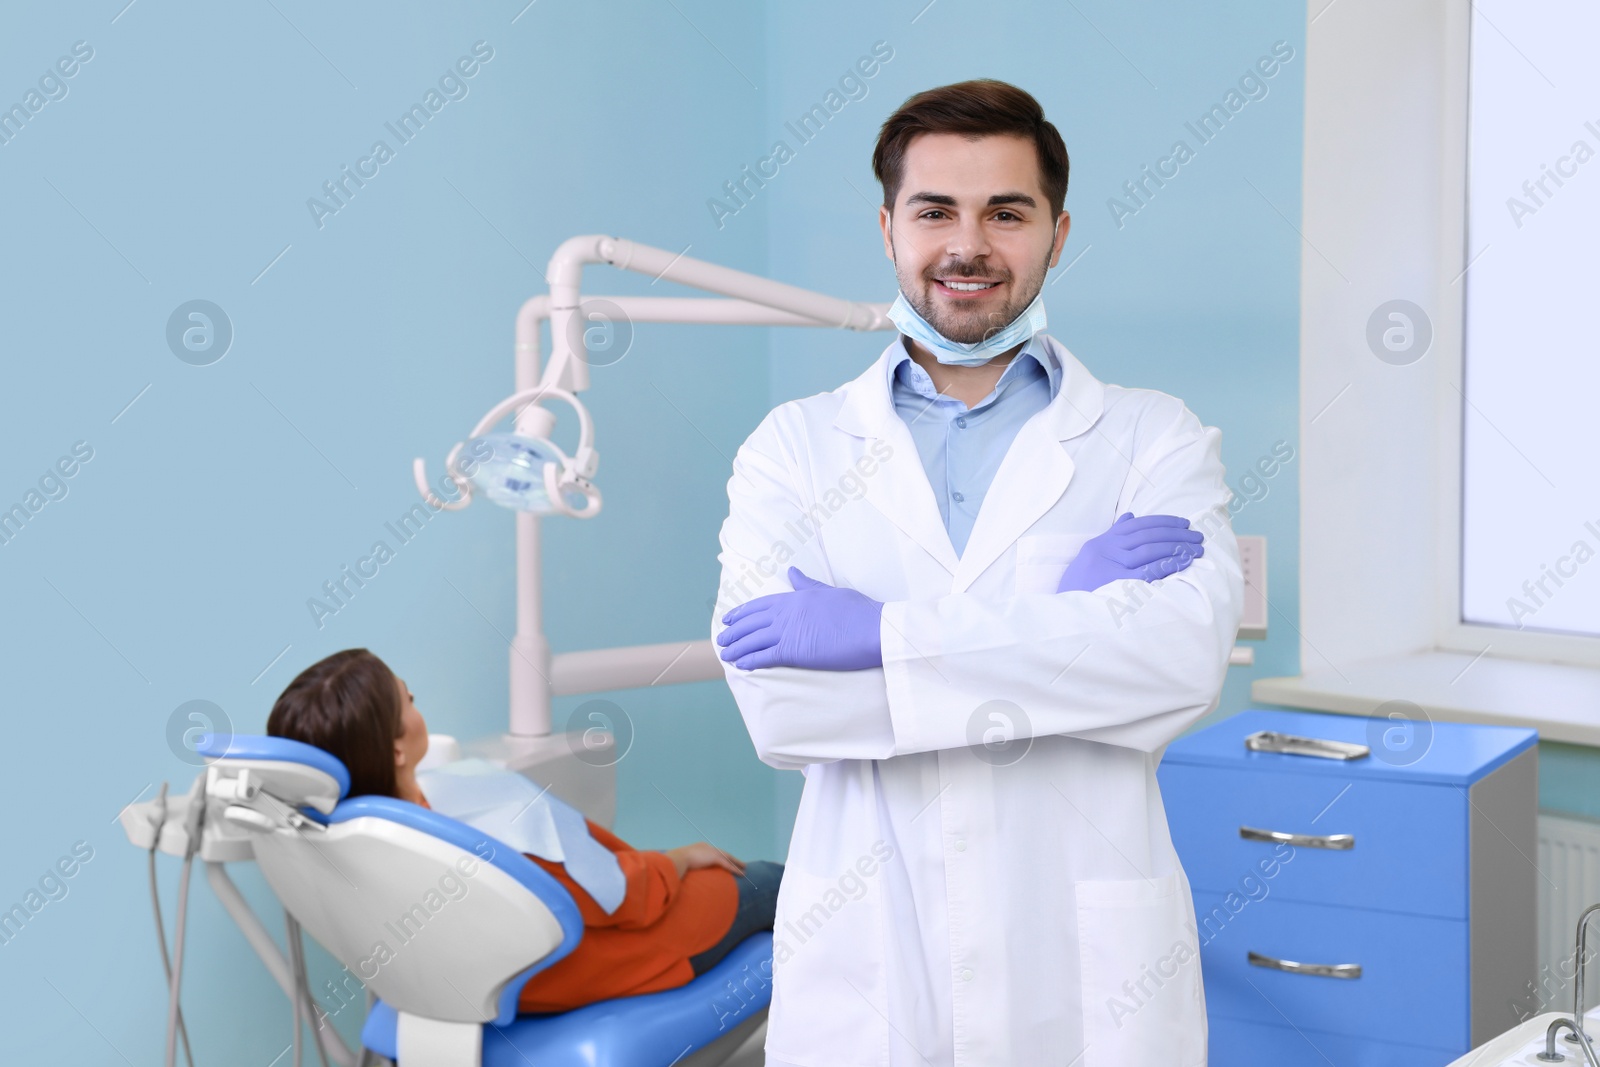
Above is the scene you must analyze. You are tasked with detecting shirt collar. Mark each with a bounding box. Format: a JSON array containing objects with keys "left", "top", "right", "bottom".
[
  {"left": 835, "top": 331, "right": 1104, "bottom": 445},
  {"left": 889, "top": 333, "right": 1061, "bottom": 404}
]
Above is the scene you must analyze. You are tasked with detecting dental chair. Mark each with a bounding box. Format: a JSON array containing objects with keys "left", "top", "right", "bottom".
[{"left": 189, "top": 734, "right": 772, "bottom": 1067}]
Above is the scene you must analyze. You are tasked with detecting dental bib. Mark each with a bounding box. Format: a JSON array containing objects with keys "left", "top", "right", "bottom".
[
  {"left": 886, "top": 288, "right": 1048, "bottom": 368},
  {"left": 416, "top": 758, "right": 627, "bottom": 914}
]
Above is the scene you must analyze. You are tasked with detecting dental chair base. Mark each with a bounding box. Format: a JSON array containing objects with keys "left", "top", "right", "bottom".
[{"left": 395, "top": 1015, "right": 483, "bottom": 1065}]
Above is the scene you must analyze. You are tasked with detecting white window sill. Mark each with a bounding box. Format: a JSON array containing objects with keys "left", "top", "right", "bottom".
[{"left": 1252, "top": 651, "right": 1600, "bottom": 747}]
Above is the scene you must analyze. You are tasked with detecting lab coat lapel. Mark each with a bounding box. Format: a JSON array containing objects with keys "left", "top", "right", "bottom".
[
  {"left": 953, "top": 336, "right": 1106, "bottom": 593},
  {"left": 833, "top": 342, "right": 961, "bottom": 577},
  {"left": 832, "top": 335, "right": 1105, "bottom": 589}
]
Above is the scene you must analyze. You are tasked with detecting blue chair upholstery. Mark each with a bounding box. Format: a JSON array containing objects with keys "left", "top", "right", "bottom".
[
  {"left": 361, "top": 931, "right": 774, "bottom": 1067},
  {"left": 194, "top": 731, "right": 351, "bottom": 797}
]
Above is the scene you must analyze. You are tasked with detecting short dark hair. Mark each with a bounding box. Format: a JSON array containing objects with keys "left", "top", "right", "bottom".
[
  {"left": 267, "top": 648, "right": 402, "bottom": 799},
  {"left": 872, "top": 79, "right": 1070, "bottom": 217}
]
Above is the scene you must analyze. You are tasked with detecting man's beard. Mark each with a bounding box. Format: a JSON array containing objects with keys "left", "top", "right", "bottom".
[{"left": 895, "top": 249, "right": 1051, "bottom": 344}]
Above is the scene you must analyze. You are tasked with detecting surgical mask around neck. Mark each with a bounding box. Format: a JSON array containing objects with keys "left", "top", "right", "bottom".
[{"left": 887, "top": 288, "right": 1048, "bottom": 368}]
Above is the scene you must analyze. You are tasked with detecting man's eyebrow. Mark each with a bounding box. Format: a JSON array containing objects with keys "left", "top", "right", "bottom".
[{"left": 902, "top": 191, "right": 1038, "bottom": 209}]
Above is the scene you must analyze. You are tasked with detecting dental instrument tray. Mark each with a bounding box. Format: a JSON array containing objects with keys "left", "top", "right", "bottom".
[{"left": 1243, "top": 729, "right": 1370, "bottom": 760}]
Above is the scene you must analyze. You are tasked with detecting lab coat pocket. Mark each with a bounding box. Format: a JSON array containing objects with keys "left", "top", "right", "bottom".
[
  {"left": 765, "top": 864, "right": 886, "bottom": 1065},
  {"left": 1015, "top": 531, "right": 1095, "bottom": 594},
  {"left": 1075, "top": 872, "right": 1207, "bottom": 1067}
]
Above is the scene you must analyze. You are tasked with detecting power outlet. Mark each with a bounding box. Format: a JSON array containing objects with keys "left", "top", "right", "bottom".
[{"left": 1237, "top": 535, "right": 1267, "bottom": 641}]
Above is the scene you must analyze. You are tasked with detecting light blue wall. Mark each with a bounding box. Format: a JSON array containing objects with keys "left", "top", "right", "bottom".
[{"left": 0, "top": 2, "right": 1317, "bottom": 1063}]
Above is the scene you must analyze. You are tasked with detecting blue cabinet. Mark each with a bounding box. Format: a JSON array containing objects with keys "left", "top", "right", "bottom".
[{"left": 1158, "top": 709, "right": 1538, "bottom": 1065}]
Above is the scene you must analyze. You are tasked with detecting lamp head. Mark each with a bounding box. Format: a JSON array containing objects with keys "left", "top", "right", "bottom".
[{"left": 462, "top": 433, "right": 597, "bottom": 516}]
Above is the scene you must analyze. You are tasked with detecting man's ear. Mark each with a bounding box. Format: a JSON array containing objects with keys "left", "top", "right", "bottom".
[
  {"left": 880, "top": 205, "right": 895, "bottom": 263},
  {"left": 1048, "top": 210, "right": 1071, "bottom": 268}
]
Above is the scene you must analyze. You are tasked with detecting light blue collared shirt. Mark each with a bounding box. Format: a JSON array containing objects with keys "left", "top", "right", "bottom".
[{"left": 888, "top": 335, "right": 1061, "bottom": 558}]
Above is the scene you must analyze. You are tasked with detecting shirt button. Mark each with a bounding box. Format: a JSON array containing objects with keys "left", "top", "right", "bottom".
[
  {"left": 951, "top": 491, "right": 965, "bottom": 503},
  {"left": 955, "top": 416, "right": 967, "bottom": 428},
  {"left": 962, "top": 968, "right": 974, "bottom": 982},
  {"left": 955, "top": 839, "right": 967, "bottom": 852}
]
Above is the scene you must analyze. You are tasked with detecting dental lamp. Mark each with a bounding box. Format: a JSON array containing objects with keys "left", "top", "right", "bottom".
[{"left": 413, "top": 383, "right": 601, "bottom": 519}]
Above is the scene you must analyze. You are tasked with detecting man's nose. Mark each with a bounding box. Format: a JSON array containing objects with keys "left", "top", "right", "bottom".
[{"left": 945, "top": 216, "right": 991, "bottom": 262}]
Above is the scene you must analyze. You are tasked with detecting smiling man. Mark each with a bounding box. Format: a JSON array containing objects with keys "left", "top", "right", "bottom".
[{"left": 712, "top": 80, "right": 1243, "bottom": 1066}]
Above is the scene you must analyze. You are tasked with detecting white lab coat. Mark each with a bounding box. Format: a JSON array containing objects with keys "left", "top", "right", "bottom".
[{"left": 712, "top": 333, "right": 1243, "bottom": 1067}]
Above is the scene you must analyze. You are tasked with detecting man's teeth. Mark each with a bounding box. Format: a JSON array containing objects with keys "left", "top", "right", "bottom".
[{"left": 944, "top": 280, "right": 998, "bottom": 291}]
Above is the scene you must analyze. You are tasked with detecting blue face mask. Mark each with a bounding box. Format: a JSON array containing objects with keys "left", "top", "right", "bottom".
[{"left": 887, "top": 287, "right": 1048, "bottom": 368}]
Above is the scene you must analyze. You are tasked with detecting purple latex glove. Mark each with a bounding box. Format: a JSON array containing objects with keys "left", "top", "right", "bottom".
[
  {"left": 1057, "top": 512, "right": 1205, "bottom": 593},
  {"left": 716, "top": 567, "right": 884, "bottom": 671}
]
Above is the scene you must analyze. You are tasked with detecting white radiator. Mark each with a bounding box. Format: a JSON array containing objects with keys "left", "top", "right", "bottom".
[{"left": 1531, "top": 812, "right": 1600, "bottom": 1017}]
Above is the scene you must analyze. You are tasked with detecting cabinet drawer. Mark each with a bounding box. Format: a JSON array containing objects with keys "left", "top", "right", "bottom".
[
  {"left": 1208, "top": 1014, "right": 1461, "bottom": 1067},
  {"left": 1160, "top": 762, "right": 1468, "bottom": 917},
  {"left": 1193, "top": 890, "right": 1469, "bottom": 1050}
]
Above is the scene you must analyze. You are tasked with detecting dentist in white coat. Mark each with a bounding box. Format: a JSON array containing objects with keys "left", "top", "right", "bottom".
[{"left": 712, "top": 79, "right": 1243, "bottom": 1067}]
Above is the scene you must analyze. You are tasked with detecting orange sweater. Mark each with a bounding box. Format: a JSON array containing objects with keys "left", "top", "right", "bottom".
[{"left": 416, "top": 793, "right": 738, "bottom": 1013}]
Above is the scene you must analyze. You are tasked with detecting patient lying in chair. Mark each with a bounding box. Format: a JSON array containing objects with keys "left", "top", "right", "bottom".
[{"left": 266, "top": 648, "right": 782, "bottom": 1014}]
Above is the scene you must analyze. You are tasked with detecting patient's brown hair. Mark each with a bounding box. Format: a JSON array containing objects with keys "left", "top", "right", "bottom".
[{"left": 267, "top": 648, "right": 401, "bottom": 798}]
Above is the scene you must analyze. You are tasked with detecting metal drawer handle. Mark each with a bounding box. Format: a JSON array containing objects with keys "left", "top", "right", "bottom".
[
  {"left": 1239, "top": 825, "right": 1355, "bottom": 851},
  {"left": 1248, "top": 951, "right": 1362, "bottom": 980},
  {"left": 1244, "top": 730, "right": 1370, "bottom": 761}
]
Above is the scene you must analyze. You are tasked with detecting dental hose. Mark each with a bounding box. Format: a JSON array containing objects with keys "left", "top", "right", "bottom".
[
  {"left": 286, "top": 912, "right": 332, "bottom": 1067},
  {"left": 288, "top": 912, "right": 301, "bottom": 1067},
  {"left": 167, "top": 777, "right": 206, "bottom": 1067},
  {"left": 148, "top": 784, "right": 196, "bottom": 1066},
  {"left": 146, "top": 782, "right": 196, "bottom": 1067}
]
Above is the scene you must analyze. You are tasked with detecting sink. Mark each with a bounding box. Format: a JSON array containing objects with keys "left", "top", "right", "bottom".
[{"left": 1449, "top": 1011, "right": 1600, "bottom": 1066}]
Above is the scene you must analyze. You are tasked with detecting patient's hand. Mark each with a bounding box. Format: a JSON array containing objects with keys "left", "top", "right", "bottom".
[{"left": 666, "top": 842, "right": 746, "bottom": 880}]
